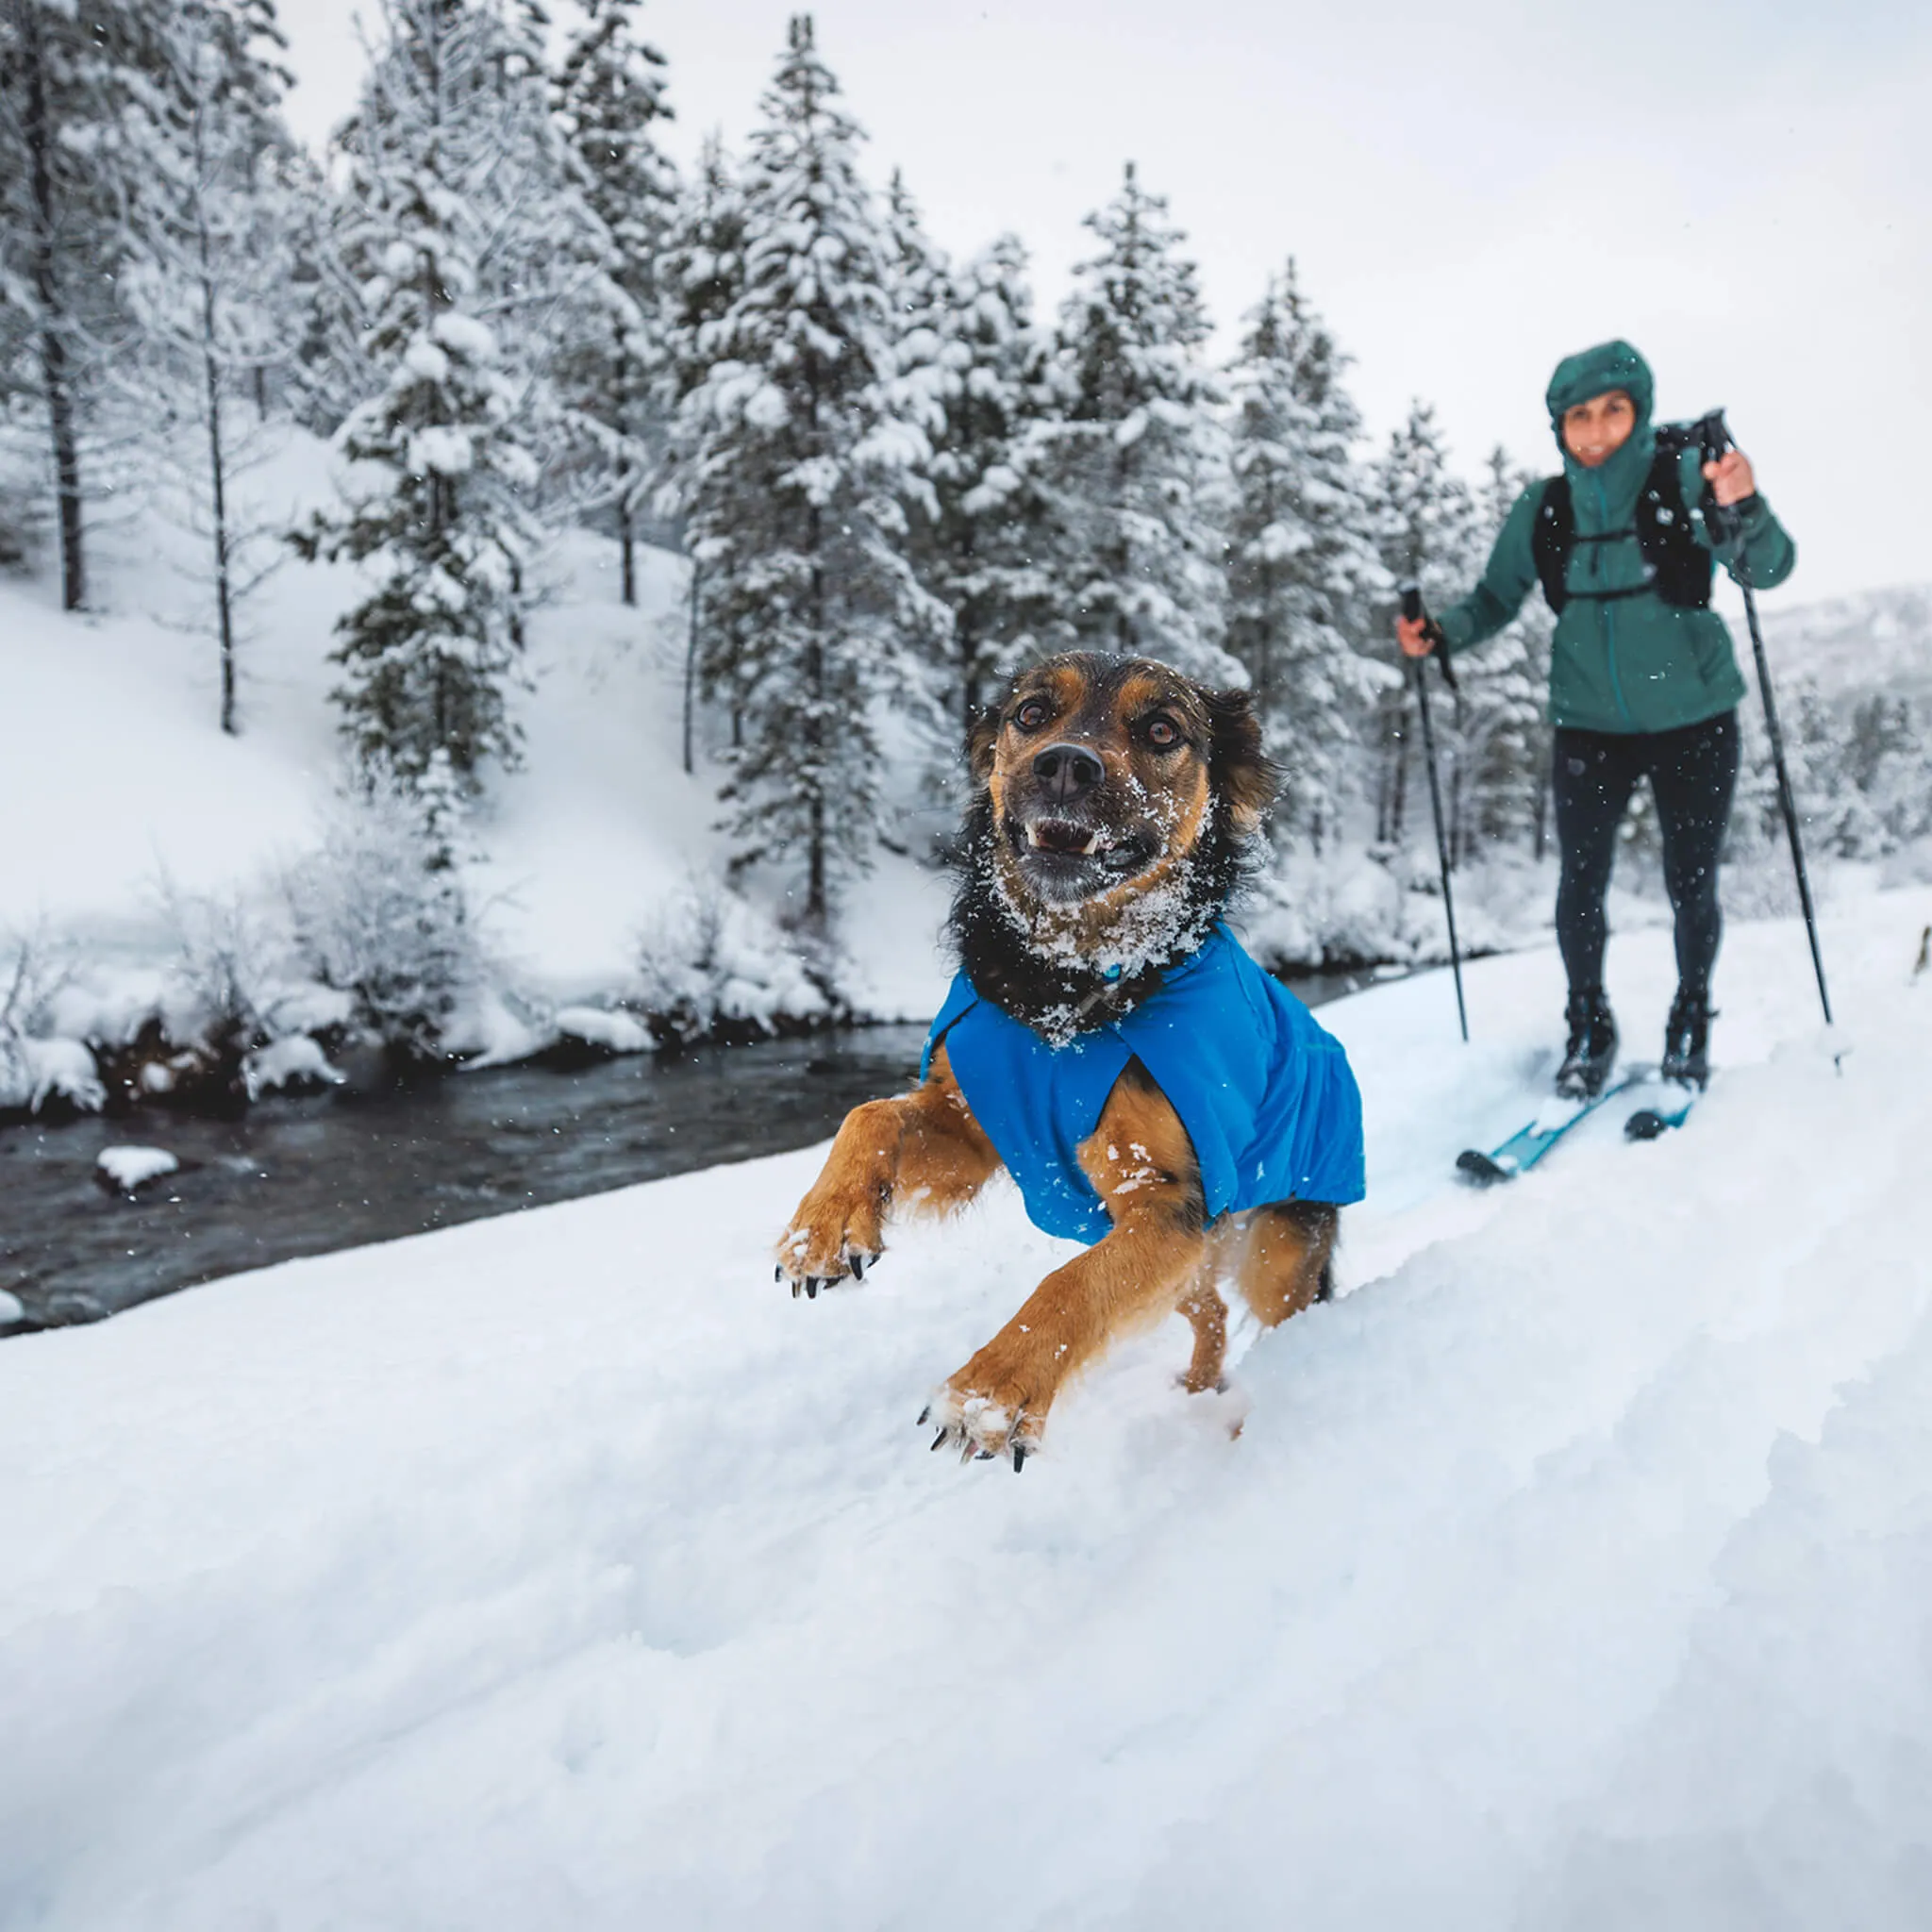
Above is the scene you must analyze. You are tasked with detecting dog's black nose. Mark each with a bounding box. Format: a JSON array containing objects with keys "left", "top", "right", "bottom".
[{"left": 1031, "top": 741, "right": 1103, "bottom": 804}]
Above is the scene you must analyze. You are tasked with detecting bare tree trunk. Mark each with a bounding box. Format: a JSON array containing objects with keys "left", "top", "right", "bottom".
[
  {"left": 189, "top": 95, "right": 240, "bottom": 735},
  {"left": 19, "top": 4, "right": 86, "bottom": 609},
  {"left": 682, "top": 561, "right": 699, "bottom": 776}
]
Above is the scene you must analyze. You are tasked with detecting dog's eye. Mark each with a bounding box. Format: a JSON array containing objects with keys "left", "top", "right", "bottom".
[
  {"left": 1144, "top": 715, "right": 1184, "bottom": 750},
  {"left": 1013, "top": 698, "right": 1050, "bottom": 732}
]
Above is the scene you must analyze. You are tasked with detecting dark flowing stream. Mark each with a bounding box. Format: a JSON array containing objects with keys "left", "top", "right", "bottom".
[{"left": 0, "top": 969, "right": 1373, "bottom": 1336}]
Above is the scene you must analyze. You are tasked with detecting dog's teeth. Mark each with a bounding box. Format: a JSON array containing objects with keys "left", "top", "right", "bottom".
[{"left": 1078, "top": 831, "right": 1097, "bottom": 855}]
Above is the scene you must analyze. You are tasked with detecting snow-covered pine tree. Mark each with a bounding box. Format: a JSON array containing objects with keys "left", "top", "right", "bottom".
[
  {"left": 679, "top": 16, "right": 946, "bottom": 934},
  {"left": 551, "top": 0, "right": 679, "bottom": 606},
  {"left": 657, "top": 132, "right": 746, "bottom": 767},
  {"left": 1036, "top": 161, "right": 1236, "bottom": 682},
  {"left": 0, "top": 0, "right": 175, "bottom": 608},
  {"left": 133, "top": 0, "right": 297, "bottom": 735},
  {"left": 1224, "top": 259, "right": 1388, "bottom": 852},
  {"left": 920, "top": 232, "right": 1061, "bottom": 757},
  {"left": 1370, "top": 402, "right": 1479, "bottom": 852},
  {"left": 292, "top": 0, "right": 548, "bottom": 788},
  {"left": 1443, "top": 445, "right": 1549, "bottom": 862}
]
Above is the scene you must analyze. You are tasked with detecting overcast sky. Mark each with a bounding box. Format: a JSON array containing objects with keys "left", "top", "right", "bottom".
[{"left": 278, "top": 0, "right": 1929, "bottom": 603}]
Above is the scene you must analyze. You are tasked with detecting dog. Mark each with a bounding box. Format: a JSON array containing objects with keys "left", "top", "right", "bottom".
[{"left": 776, "top": 652, "right": 1365, "bottom": 1467}]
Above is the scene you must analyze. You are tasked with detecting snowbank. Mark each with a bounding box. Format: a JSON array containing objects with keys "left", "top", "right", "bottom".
[{"left": 2, "top": 883, "right": 1927, "bottom": 1927}]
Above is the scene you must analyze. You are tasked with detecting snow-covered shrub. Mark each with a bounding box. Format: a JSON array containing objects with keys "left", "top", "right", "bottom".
[
  {"left": 155, "top": 879, "right": 294, "bottom": 1058},
  {"left": 0, "top": 930, "right": 100, "bottom": 1117},
  {"left": 636, "top": 875, "right": 831, "bottom": 1043},
  {"left": 282, "top": 764, "right": 484, "bottom": 1060}
]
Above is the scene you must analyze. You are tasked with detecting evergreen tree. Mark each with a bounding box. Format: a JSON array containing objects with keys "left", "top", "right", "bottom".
[
  {"left": 292, "top": 0, "right": 548, "bottom": 788},
  {"left": 133, "top": 0, "right": 297, "bottom": 735},
  {"left": 677, "top": 16, "right": 946, "bottom": 933},
  {"left": 0, "top": 0, "right": 175, "bottom": 608},
  {"left": 1224, "top": 259, "right": 1387, "bottom": 851},
  {"left": 1449, "top": 446, "right": 1549, "bottom": 860},
  {"left": 1037, "top": 161, "right": 1235, "bottom": 682},
  {"left": 551, "top": 0, "right": 678, "bottom": 605},
  {"left": 658, "top": 131, "right": 747, "bottom": 767},
  {"left": 920, "top": 232, "right": 1059, "bottom": 755},
  {"left": 1370, "top": 402, "right": 1479, "bottom": 851}
]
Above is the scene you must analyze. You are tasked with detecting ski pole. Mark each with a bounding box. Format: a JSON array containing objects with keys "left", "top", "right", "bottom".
[
  {"left": 1400, "top": 583, "right": 1468, "bottom": 1042},
  {"left": 1697, "top": 411, "right": 1833, "bottom": 1026}
]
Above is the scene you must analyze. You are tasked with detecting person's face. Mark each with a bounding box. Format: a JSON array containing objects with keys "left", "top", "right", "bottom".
[{"left": 1561, "top": 389, "right": 1637, "bottom": 467}]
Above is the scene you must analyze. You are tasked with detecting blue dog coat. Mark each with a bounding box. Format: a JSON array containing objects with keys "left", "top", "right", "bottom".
[{"left": 922, "top": 924, "right": 1365, "bottom": 1244}]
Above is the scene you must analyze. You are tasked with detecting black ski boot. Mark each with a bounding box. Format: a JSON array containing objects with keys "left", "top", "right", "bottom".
[
  {"left": 1555, "top": 988, "right": 1618, "bottom": 1098},
  {"left": 1661, "top": 989, "right": 1713, "bottom": 1089}
]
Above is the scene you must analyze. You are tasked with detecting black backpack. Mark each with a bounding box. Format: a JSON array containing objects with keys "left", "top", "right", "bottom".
[{"left": 1530, "top": 419, "right": 1721, "bottom": 614}]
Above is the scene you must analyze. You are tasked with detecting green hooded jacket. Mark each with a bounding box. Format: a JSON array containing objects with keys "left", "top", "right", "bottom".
[{"left": 1435, "top": 340, "right": 1795, "bottom": 735}]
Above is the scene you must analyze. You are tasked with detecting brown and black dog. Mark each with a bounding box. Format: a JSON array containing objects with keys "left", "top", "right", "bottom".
[{"left": 776, "top": 652, "right": 1353, "bottom": 1467}]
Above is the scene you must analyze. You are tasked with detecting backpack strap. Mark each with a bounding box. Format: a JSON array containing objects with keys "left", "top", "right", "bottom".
[
  {"left": 1531, "top": 476, "right": 1573, "bottom": 614},
  {"left": 1634, "top": 444, "right": 1716, "bottom": 609}
]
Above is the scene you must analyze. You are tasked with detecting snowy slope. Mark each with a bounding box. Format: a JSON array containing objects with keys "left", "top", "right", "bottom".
[
  {"left": 2, "top": 883, "right": 1928, "bottom": 1929},
  {"left": 0, "top": 430, "right": 952, "bottom": 1012}
]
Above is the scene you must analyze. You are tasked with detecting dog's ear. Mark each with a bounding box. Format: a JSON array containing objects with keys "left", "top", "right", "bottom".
[
  {"left": 1204, "top": 686, "right": 1278, "bottom": 838},
  {"left": 966, "top": 701, "right": 1002, "bottom": 788}
]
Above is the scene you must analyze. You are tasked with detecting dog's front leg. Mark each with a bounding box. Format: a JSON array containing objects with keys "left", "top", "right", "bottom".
[
  {"left": 777, "top": 1045, "right": 997, "bottom": 1296},
  {"left": 929, "top": 1059, "right": 1206, "bottom": 1465}
]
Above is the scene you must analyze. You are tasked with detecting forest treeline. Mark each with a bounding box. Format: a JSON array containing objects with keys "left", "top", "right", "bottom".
[{"left": 4, "top": 0, "right": 1925, "bottom": 946}]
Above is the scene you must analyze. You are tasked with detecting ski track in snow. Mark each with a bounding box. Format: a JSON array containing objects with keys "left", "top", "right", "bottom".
[{"left": 2, "top": 889, "right": 1930, "bottom": 1929}]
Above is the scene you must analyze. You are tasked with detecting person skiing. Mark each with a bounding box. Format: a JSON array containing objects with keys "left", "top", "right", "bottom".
[{"left": 1396, "top": 339, "right": 1795, "bottom": 1096}]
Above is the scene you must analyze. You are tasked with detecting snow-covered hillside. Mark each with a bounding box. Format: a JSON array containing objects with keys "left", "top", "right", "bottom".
[
  {"left": 3, "top": 883, "right": 1927, "bottom": 1929},
  {"left": 1763, "top": 581, "right": 1932, "bottom": 704},
  {"left": 0, "top": 430, "right": 952, "bottom": 1028}
]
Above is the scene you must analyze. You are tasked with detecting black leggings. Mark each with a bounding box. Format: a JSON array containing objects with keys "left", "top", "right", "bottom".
[{"left": 1552, "top": 710, "right": 1740, "bottom": 1003}]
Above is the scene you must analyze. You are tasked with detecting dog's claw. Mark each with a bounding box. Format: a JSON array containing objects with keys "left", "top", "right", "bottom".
[
  {"left": 805, "top": 1277, "right": 819, "bottom": 1299},
  {"left": 849, "top": 1253, "right": 865, "bottom": 1280},
  {"left": 930, "top": 1429, "right": 947, "bottom": 1453},
  {"left": 1013, "top": 1443, "right": 1027, "bottom": 1473},
  {"left": 774, "top": 1265, "right": 783, "bottom": 1283},
  {"left": 916, "top": 1405, "right": 930, "bottom": 1426},
  {"left": 791, "top": 1279, "right": 800, "bottom": 1299}
]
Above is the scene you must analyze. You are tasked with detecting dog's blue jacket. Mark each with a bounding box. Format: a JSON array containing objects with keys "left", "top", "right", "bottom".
[{"left": 921, "top": 924, "right": 1365, "bottom": 1244}]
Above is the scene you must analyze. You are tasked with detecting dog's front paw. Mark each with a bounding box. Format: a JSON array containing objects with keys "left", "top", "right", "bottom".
[
  {"left": 920, "top": 1383, "right": 1047, "bottom": 1471},
  {"left": 774, "top": 1210, "right": 881, "bottom": 1301}
]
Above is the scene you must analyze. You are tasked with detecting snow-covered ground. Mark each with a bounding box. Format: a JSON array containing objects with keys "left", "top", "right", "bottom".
[{"left": 4, "top": 880, "right": 1928, "bottom": 1930}]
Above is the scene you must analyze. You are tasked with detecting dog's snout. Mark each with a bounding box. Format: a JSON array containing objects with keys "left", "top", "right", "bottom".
[{"left": 1031, "top": 741, "right": 1104, "bottom": 805}]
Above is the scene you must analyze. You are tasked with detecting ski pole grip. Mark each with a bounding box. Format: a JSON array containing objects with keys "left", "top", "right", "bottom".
[
  {"left": 1696, "top": 408, "right": 1732, "bottom": 468},
  {"left": 1398, "top": 582, "right": 1456, "bottom": 691}
]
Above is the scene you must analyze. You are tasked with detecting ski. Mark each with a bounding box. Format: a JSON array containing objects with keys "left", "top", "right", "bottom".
[
  {"left": 1457, "top": 1069, "right": 1649, "bottom": 1186},
  {"left": 1624, "top": 1085, "right": 1700, "bottom": 1141}
]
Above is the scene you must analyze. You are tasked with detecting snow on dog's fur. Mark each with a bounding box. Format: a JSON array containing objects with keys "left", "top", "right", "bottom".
[{"left": 777, "top": 654, "right": 1341, "bottom": 1464}]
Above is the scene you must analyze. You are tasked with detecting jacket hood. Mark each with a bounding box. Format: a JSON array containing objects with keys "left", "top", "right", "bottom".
[{"left": 1545, "top": 339, "right": 1655, "bottom": 440}]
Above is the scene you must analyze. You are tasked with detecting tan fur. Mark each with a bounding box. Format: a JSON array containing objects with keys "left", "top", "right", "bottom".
[
  {"left": 778, "top": 653, "right": 1341, "bottom": 1463},
  {"left": 777, "top": 1047, "right": 997, "bottom": 1281}
]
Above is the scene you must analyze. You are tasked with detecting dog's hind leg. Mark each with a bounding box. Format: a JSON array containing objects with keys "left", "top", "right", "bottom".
[
  {"left": 1176, "top": 1277, "right": 1230, "bottom": 1394},
  {"left": 777, "top": 1044, "right": 998, "bottom": 1292},
  {"left": 1231, "top": 1199, "right": 1340, "bottom": 1329}
]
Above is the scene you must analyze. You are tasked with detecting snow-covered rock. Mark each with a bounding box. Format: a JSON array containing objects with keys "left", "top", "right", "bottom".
[
  {"left": 553, "top": 1005, "right": 655, "bottom": 1056},
  {"left": 92, "top": 1146, "right": 180, "bottom": 1194},
  {"left": 242, "top": 1035, "right": 347, "bottom": 1100},
  {"left": 1, "top": 1035, "right": 106, "bottom": 1115}
]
